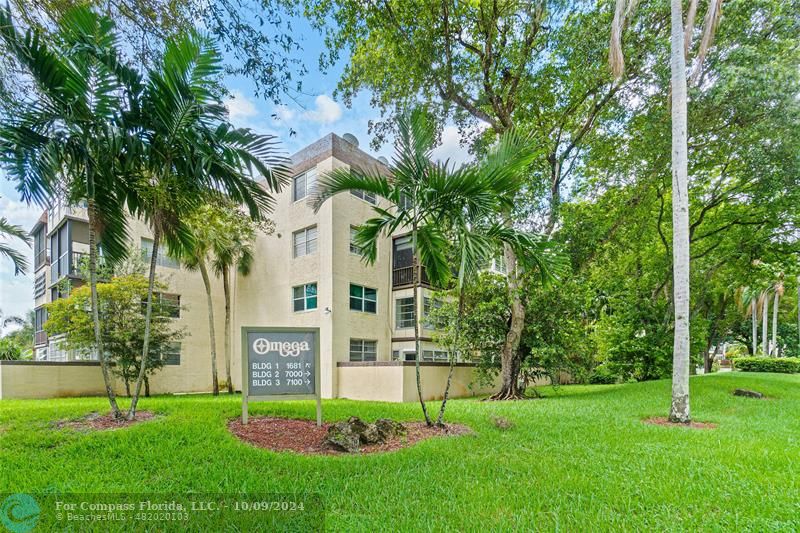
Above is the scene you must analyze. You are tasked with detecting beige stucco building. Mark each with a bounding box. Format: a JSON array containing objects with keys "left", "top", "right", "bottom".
[{"left": 8, "top": 133, "right": 497, "bottom": 401}]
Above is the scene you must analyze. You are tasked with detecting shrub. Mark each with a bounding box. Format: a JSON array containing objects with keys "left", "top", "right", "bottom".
[
  {"left": 733, "top": 357, "right": 800, "bottom": 374},
  {"left": 588, "top": 365, "right": 619, "bottom": 384}
]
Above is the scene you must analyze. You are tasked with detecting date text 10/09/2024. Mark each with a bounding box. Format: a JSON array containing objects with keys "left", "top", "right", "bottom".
[{"left": 53, "top": 500, "right": 308, "bottom": 513}]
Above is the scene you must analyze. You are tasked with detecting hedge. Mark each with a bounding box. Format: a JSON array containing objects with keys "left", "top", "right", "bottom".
[{"left": 733, "top": 357, "right": 800, "bottom": 374}]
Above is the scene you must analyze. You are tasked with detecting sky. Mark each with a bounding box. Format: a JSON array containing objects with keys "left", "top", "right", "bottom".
[{"left": 0, "top": 15, "right": 473, "bottom": 321}]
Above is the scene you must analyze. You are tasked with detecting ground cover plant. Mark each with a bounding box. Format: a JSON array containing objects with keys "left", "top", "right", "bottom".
[{"left": 1, "top": 372, "right": 798, "bottom": 531}]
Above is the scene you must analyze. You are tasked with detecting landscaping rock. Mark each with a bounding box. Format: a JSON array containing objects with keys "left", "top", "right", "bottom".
[
  {"left": 733, "top": 388, "right": 764, "bottom": 399},
  {"left": 325, "top": 421, "right": 361, "bottom": 453},
  {"left": 347, "top": 416, "right": 369, "bottom": 435},
  {"left": 361, "top": 424, "right": 384, "bottom": 444},
  {"left": 375, "top": 418, "right": 407, "bottom": 439},
  {"left": 490, "top": 415, "right": 514, "bottom": 430}
]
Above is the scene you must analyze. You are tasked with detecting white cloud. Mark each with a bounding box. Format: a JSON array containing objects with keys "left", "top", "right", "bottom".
[
  {"left": 431, "top": 125, "right": 475, "bottom": 167},
  {"left": 0, "top": 196, "right": 39, "bottom": 319},
  {"left": 272, "top": 104, "right": 296, "bottom": 124},
  {"left": 302, "top": 95, "right": 342, "bottom": 125},
  {"left": 225, "top": 90, "right": 259, "bottom": 123}
]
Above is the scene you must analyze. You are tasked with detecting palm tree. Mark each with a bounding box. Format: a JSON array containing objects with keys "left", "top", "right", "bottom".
[
  {"left": 0, "top": 6, "right": 135, "bottom": 418},
  {"left": 314, "top": 109, "right": 448, "bottom": 424},
  {"left": 122, "top": 31, "right": 287, "bottom": 418},
  {"left": 181, "top": 204, "right": 232, "bottom": 395},
  {"left": 736, "top": 286, "right": 759, "bottom": 355},
  {"left": 430, "top": 135, "right": 566, "bottom": 424},
  {"left": 208, "top": 202, "right": 263, "bottom": 394},
  {"left": 0, "top": 216, "right": 30, "bottom": 275},
  {"left": 771, "top": 276, "right": 784, "bottom": 356},
  {"left": 314, "top": 110, "right": 554, "bottom": 424},
  {"left": 610, "top": 0, "right": 723, "bottom": 423}
]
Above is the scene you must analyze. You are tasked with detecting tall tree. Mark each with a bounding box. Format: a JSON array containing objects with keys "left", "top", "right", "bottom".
[
  {"left": 609, "top": 0, "right": 724, "bottom": 423},
  {"left": 208, "top": 204, "right": 271, "bottom": 394},
  {"left": 122, "top": 29, "right": 288, "bottom": 419},
  {"left": 181, "top": 204, "right": 239, "bottom": 396},
  {"left": 0, "top": 6, "right": 135, "bottom": 418},
  {"left": 302, "top": 0, "right": 662, "bottom": 398}
]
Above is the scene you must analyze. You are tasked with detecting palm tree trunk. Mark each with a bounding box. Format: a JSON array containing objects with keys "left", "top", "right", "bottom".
[
  {"left": 87, "top": 198, "right": 121, "bottom": 418},
  {"left": 762, "top": 292, "right": 768, "bottom": 355},
  {"left": 490, "top": 241, "right": 525, "bottom": 400},
  {"left": 797, "top": 274, "right": 799, "bottom": 355},
  {"left": 198, "top": 258, "right": 219, "bottom": 395},
  {"left": 222, "top": 265, "right": 234, "bottom": 394},
  {"left": 668, "top": 0, "right": 691, "bottom": 424},
  {"left": 436, "top": 288, "right": 465, "bottom": 426},
  {"left": 127, "top": 225, "right": 160, "bottom": 419},
  {"left": 771, "top": 290, "right": 779, "bottom": 356},
  {"left": 411, "top": 217, "right": 432, "bottom": 425},
  {"left": 751, "top": 302, "right": 757, "bottom": 355}
]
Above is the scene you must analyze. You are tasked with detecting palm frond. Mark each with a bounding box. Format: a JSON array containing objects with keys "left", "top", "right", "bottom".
[{"left": 0, "top": 216, "right": 31, "bottom": 275}]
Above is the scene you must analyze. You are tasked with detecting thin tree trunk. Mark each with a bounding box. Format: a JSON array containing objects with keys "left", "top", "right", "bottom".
[
  {"left": 223, "top": 265, "right": 233, "bottom": 394},
  {"left": 145, "top": 376, "right": 150, "bottom": 397},
  {"left": 198, "top": 258, "right": 219, "bottom": 395},
  {"left": 762, "top": 292, "right": 768, "bottom": 355},
  {"left": 87, "top": 198, "right": 121, "bottom": 418},
  {"left": 489, "top": 241, "right": 525, "bottom": 400},
  {"left": 668, "top": 0, "right": 691, "bottom": 424},
  {"left": 752, "top": 302, "right": 757, "bottom": 355},
  {"left": 127, "top": 226, "right": 160, "bottom": 420},
  {"left": 797, "top": 273, "right": 799, "bottom": 355},
  {"left": 411, "top": 215, "right": 432, "bottom": 425},
  {"left": 436, "top": 289, "right": 465, "bottom": 426},
  {"left": 771, "top": 290, "right": 779, "bottom": 356}
]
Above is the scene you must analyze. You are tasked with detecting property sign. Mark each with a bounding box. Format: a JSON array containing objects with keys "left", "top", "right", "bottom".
[{"left": 241, "top": 327, "right": 321, "bottom": 426}]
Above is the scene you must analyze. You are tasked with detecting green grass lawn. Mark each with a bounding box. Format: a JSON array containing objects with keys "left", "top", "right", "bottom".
[{"left": 1, "top": 372, "right": 799, "bottom": 531}]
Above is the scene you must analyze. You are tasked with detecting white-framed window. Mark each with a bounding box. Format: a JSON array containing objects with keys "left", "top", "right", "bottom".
[
  {"left": 145, "top": 293, "right": 180, "bottom": 318},
  {"left": 396, "top": 297, "right": 415, "bottom": 329},
  {"left": 160, "top": 342, "right": 181, "bottom": 365},
  {"left": 141, "top": 238, "right": 179, "bottom": 269},
  {"left": 293, "top": 226, "right": 318, "bottom": 257},
  {"left": 349, "top": 226, "right": 363, "bottom": 255},
  {"left": 349, "top": 284, "right": 377, "bottom": 313},
  {"left": 350, "top": 189, "right": 377, "bottom": 205},
  {"left": 293, "top": 169, "right": 318, "bottom": 201},
  {"left": 423, "top": 296, "right": 443, "bottom": 328},
  {"left": 293, "top": 283, "right": 318, "bottom": 312},
  {"left": 349, "top": 339, "right": 377, "bottom": 362},
  {"left": 422, "top": 349, "right": 449, "bottom": 362}
]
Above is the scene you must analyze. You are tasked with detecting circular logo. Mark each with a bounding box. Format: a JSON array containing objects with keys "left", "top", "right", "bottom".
[
  {"left": 252, "top": 338, "right": 270, "bottom": 355},
  {"left": 0, "top": 494, "right": 40, "bottom": 533}
]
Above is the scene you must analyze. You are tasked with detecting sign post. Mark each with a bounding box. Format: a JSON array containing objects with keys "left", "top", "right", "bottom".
[{"left": 241, "top": 327, "right": 322, "bottom": 426}]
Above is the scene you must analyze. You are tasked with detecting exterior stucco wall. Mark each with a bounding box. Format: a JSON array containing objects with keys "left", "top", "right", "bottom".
[
  {"left": 0, "top": 361, "right": 124, "bottom": 399},
  {"left": 337, "top": 363, "right": 499, "bottom": 402}
]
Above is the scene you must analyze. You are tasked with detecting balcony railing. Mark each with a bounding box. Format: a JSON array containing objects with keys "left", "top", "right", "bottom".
[
  {"left": 34, "top": 249, "right": 49, "bottom": 270},
  {"left": 47, "top": 203, "right": 88, "bottom": 228},
  {"left": 34, "top": 330, "right": 48, "bottom": 346},
  {"left": 34, "top": 273, "right": 46, "bottom": 298},
  {"left": 392, "top": 265, "right": 430, "bottom": 287}
]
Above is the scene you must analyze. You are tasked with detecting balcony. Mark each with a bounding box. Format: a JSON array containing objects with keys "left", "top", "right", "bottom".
[
  {"left": 49, "top": 251, "right": 105, "bottom": 282},
  {"left": 47, "top": 202, "right": 88, "bottom": 228},
  {"left": 392, "top": 265, "right": 430, "bottom": 288},
  {"left": 33, "top": 249, "right": 49, "bottom": 271},
  {"left": 34, "top": 330, "right": 48, "bottom": 346}
]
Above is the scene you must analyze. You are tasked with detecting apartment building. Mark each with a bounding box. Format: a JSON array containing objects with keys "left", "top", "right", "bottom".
[{"left": 24, "top": 133, "right": 495, "bottom": 402}]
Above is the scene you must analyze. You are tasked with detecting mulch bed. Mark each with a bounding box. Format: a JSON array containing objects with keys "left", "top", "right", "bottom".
[
  {"left": 642, "top": 417, "right": 717, "bottom": 429},
  {"left": 55, "top": 411, "right": 158, "bottom": 431},
  {"left": 228, "top": 417, "right": 473, "bottom": 455}
]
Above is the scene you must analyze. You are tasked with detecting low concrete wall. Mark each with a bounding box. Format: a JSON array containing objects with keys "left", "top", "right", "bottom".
[
  {"left": 337, "top": 362, "right": 498, "bottom": 402},
  {"left": 0, "top": 360, "right": 124, "bottom": 400}
]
